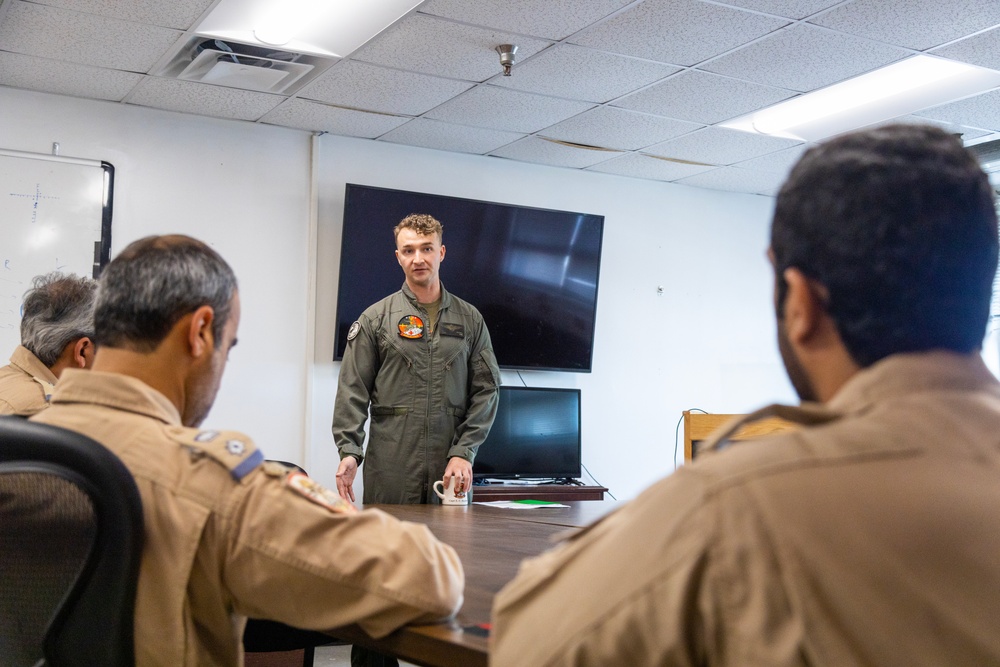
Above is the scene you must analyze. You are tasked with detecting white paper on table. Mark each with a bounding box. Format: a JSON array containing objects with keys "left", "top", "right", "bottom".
[{"left": 473, "top": 500, "right": 570, "bottom": 509}]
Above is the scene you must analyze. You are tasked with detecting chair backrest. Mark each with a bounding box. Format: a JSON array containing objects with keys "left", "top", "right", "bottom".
[
  {"left": 0, "top": 416, "right": 144, "bottom": 667},
  {"left": 683, "top": 411, "right": 800, "bottom": 461}
]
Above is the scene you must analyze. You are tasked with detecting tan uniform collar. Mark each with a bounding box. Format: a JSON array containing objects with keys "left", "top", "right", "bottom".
[
  {"left": 52, "top": 369, "right": 183, "bottom": 425},
  {"left": 10, "top": 345, "right": 57, "bottom": 385},
  {"left": 827, "top": 350, "right": 1000, "bottom": 414},
  {"left": 700, "top": 350, "right": 998, "bottom": 455}
]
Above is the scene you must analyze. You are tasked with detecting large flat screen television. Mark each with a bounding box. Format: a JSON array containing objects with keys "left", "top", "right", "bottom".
[
  {"left": 335, "top": 184, "right": 605, "bottom": 372},
  {"left": 473, "top": 386, "right": 582, "bottom": 481}
]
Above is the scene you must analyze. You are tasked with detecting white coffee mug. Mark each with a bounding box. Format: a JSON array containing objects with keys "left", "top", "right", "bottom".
[{"left": 433, "top": 479, "right": 470, "bottom": 505}]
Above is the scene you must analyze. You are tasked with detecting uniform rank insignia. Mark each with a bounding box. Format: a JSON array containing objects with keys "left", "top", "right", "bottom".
[
  {"left": 347, "top": 321, "right": 361, "bottom": 341},
  {"left": 398, "top": 315, "right": 424, "bottom": 339},
  {"left": 287, "top": 472, "right": 357, "bottom": 515},
  {"left": 440, "top": 322, "right": 465, "bottom": 338}
]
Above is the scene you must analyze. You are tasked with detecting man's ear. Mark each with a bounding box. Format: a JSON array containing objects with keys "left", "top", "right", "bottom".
[
  {"left": 187, "top": 305, "right": 215, "bottom": 358},
  {"left": 782, "top": 267, "right": 828, "bottom": 345},
  {"left": 72, "top": 337, "right": 93, "bottom": 369}
]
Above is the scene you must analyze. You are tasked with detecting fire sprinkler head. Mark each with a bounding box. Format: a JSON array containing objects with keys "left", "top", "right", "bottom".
[{"left": 496, "top": 44, "right": 517, "bottom": 76}]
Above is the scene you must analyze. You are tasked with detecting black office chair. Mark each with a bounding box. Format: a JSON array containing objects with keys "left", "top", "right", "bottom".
[
  {"left": 243, "top": 460, "right": 341, "bottom": 667},
  {"left": 0, "top": 416, "right": 144, "bottom": 667}
]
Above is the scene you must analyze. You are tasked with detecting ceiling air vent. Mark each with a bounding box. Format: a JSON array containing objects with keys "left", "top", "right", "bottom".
[{"left": 176, "top": 39, "right": 314, "bottom": 93}]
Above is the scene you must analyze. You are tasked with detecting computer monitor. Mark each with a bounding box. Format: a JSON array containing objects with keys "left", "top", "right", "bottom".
[{"left": 474, "top": 386, "right": 582, "bottom": 481}]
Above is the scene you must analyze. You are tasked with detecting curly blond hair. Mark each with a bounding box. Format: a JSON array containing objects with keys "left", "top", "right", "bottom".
[{"left": 394, "top": 213, "right": 443, "bottom": 242}]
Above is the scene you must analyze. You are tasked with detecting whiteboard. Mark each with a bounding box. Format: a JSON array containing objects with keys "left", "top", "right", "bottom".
[{"left": 0, "top": 148, "right": 113, "bottom": 357}]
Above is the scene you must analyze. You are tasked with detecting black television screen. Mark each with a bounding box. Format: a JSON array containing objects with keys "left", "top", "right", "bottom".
[
  {"left": 334, "top": 184, "right": 604, "bottom": 372},
  {"left": 473, "top": 386, "right": 582, "bottom": 481}
]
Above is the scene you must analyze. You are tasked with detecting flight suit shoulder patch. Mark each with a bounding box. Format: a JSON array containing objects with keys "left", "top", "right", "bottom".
[
  {"left": 286, "top": 472, "right": 357, "bottom": 515},
  {"left": 166, "top": 427, "right": 264, "bottom": 481}
]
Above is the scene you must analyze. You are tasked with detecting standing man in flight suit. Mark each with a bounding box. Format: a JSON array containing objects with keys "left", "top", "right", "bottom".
[
  {"left": 333, "top": 213, "right": 500, "bottom": 505},
  {"left": 333, "top": 213, "right": 499, "bottom": 667}
]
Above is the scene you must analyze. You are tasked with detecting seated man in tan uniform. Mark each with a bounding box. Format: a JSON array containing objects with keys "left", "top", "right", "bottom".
[
  {"left": 0, "top": 272, "right": 96, "bottom": 415},
  {"left": 32, "top": 235, "right": 464, "bottom": 667},
  {"left": 491, "top": 124, "right": 1000, "bottom": 665}
]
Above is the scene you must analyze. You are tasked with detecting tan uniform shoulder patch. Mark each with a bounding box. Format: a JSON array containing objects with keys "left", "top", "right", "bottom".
[
  {"left": 166, "top": 426, "right": 264, "bottom": 481},
  {"left": 286, "top": 472, "right": 357, "bottom": 515},
  {"left": 262, "top": 460, "right": 295, "bottom": 478}
]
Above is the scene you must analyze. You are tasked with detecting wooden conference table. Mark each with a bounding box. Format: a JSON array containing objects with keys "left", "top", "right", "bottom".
[{"left": 327, "top": 500, "right": 619, "bottom": 667}]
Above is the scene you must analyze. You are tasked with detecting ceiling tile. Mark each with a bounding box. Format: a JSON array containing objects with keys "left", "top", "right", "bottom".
[
  {"left": 352, "top": 13, "right": 551, "bottom": 82},
  {"left": 379, "top": 118, "right": 524, "bottom": 154},
  {"left": 732, "top": 144, "right": 810, "bottom": 176},
  {"left": 541, "top": 106, "right": 700, "bottom": 150},
  {"left": 26, "top": 0, "right": 214, "bottom": 30},
  {"left": 587, "top": 153, "right": 716, "bottom": 181},
  {"left": 424, "top": 85, "right": 594, "bottom": 133},
  {"left": 811, "top": 0, "right": 1000, "bottom": 51},
  {"left": 613, "top": 70, "right": 795, "bottom": 124},
  {"left": 931, "top": 27, "right": 1000, "bottom": 72},
  {"left": 711, "top": 0, "right": 842, "bottom": 20},
  {"left": 676, "top": 165, "right": 785, "bottom": 195},
  {"left": 491, "top": 44, "right": 678, "bottom": 103},
  {"left": 128, "top": 77, "right": 284, "bottom": 121},
  {"left": 0, "top": 51, "right": 141, "bottom": 100},
  {"left": 418, "top": 0, "right": 633, "bottom": 40},
  {"left": 489, "top": 136, "right": 621, "bottom": 169},
  {"left": 914, "top": 89, "right": 1000, "bottom": 134},
  {"left": 298, "top": 61, "right": 473, "bottom": 115},
  {"left": 570, "top": 0, "right": 788, "bottom": 67},
  {"left": 0, "top": 1, "right": 181, "bottom": 71},
  {"left": 645, "top": 126, "right": 801, "bottom": 164},
  {"left": 261, "top": 99, "right": 410, "bottom": 136},
  {"left": 702, "top": 24, "right": 908, "bottom": 92},
  {"left": 864, "top": 115, "right": 991, "bottom": 142}
]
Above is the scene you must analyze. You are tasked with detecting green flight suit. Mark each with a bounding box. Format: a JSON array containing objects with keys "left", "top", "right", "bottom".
[{"left": 333, "top": 283, "right": 501, "bottom": 504}]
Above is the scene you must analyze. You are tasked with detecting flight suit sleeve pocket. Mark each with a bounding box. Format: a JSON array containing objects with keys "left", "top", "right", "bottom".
[{"left": 473, "top": 348, "right": 500, "bottom": 388}]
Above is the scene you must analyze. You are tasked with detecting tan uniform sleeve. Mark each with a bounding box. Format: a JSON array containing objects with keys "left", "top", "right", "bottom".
[
  {"left": 491, "top": 469, "right": 720, "bottom": 667},
  {"left": 215, "top": 463, "right": 465, "bottom": 638}
]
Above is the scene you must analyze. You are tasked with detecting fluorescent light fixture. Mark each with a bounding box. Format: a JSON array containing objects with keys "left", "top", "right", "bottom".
[
  {"left": 196, "top": 0, "right": 424, "bottom": 58},
  {"left": 721, "top": 56, "right": 1000, "bottom": 142}
]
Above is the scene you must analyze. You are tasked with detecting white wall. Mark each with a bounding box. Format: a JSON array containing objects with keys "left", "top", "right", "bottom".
[
  {"left": 2, "top": 86, "right": 795, "bottom": 502},
  {"left": 0, "top": 87, "right": 314, "bottom": 460}
]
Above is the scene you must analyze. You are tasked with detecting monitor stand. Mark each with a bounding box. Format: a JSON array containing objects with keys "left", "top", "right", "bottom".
[{"left": 471, "top": 482, "right": 607, "bottom": 502}]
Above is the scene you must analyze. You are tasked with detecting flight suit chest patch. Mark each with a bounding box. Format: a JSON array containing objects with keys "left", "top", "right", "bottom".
[
  {"left": 398, "top": 315, "right": 424, "bottom": 339},
  {"left": 440, "top": 322, "right": 465, "bottom": 338},
  {"left": 168, "top": 427, "right": 264, "bottom": 481}
]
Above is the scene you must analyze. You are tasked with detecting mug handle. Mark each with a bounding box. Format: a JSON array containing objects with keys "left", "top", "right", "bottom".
[{"left": 432, "top": 480, "right": 446, "bottom": 499}]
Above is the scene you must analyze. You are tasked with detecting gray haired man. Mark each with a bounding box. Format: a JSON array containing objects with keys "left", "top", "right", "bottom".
[{"left": 0, "top": 272, "right": 97, "bottom": 415}]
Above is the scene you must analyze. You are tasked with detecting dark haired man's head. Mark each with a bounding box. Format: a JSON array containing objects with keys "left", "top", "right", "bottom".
[
  {"left": 93, "top": 235, "right": 240, "bottom": 427},
  {"left": 20, "top": 272, "right": 97, "bottom": 369},
  {"left": 772, "top": 124, "right": 998, "bottom": 381},
  {"left": 95, "top": 235, "right": 238, "bottom": 351}
]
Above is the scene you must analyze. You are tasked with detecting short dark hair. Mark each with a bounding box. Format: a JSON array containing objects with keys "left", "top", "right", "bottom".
[
  {"left": 20, "top": 272, "right": 97, "bottom": 366},
  {"left": 772, "top": 124, "right": 998, "bottom": 367},
  {"left": 95, "top": 235, "right": 238, "bottom": 351}
]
